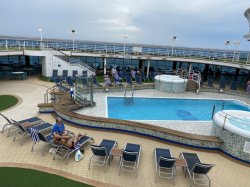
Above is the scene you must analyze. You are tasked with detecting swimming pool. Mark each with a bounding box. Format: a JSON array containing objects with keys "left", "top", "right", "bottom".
[{"left": 107, "top": 97, "right": 250, "bottom": 121}]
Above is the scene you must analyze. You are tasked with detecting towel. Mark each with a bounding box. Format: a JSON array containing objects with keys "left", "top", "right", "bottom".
[{"left": 30, "top": 128, "right": 39, "bottom": 143}]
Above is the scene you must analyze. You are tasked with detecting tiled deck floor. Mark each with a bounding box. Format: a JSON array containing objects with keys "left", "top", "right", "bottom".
[
  {"left": 1, "top": 113, "right": 250, "bottom": 187},
  {"left": 0, "top": 78, "right": 250, "bottom": 186}
]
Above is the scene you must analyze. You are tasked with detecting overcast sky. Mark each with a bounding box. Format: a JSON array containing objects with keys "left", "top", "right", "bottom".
[{"left": 0, "top": 0, "right": 249, "bottom": 50}]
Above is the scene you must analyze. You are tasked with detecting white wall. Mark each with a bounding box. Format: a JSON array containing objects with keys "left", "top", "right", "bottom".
[{"left": 23, "top": 50, "right": 90, "bottom": 77}]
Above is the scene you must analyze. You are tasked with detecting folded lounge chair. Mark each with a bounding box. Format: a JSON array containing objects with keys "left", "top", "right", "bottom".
[
  {"left": 1, "top": 114, "right": 43, "bottom": 136},
  {"left": 119, "top": 143, "right": 141, "bottom": 177},
  {"left": 181, "top": 152, "right": 215, "bottom": 187},
  {"left": 12, "top": 119, "right": 53, "bottom": 145},
  {"left": 89, "top": 139, "right": 117, "bottom": 172},
  {"left": 135, "top": 74, "right": 142, "bottom": 84},
  {"left": 53, "top": 134, "right": 93, "bottom": 164},
  {"left": 155, "top": 148, "right": 176, "bottom": 184}
]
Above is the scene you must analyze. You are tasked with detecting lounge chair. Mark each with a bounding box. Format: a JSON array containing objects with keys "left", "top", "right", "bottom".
[
  {"left": 89, "top": 139, "right": 117, "bottom": 172},
  {"left": 230, "top": 81, "right": 238, "bottom": 90},
  {"left": 1, "top": 114, "right": 43, "bottom": 136},
  {"left": 207, "top": 77, "right": 214, "bottom": 88},
  {"left": 12, "top": 119, "right": 53, "bottom": 145},
  {"left": 140, "top": 71, "right": 148, "bottom": 82},
  {"left": 155, "top": 148, "right": 176, "bottom": 184},
  {"left": 49, "top": 69, "right": 58, "bottom": 81},
  {"left": 219, "top": 78, "right": 226, "bottom": 90},
  {"left": 119, "top": 143, "right": 141, "bottom": 177},
  {"left": 125, "top": 74, "right": 133, "bottom": 85},
  {"left": 181, "top": 152, "right": 215, "bottom": 187},
  {"left": 53, "top": 134, "right": 93, "bottom": 164},
  {"left": 135, "top": 74, "right": 142, "bottom": 84},
  {"left": 31, "top": 132, "right": 58, "bottom": 155}
]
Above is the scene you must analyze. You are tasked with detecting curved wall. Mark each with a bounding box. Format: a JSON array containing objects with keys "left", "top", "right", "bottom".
[
  {"left": 212, "top": 110, "right": 250, "bottom": 162},
  {"left": 154, "top": 75, "right": 187, "bottom": 93}
]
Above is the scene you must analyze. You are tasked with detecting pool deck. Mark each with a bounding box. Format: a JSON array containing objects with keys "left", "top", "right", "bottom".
[
  {"left": 76, "top": 89, "right": 250, "bottom": 136},
  {"left": 1, "top": 77, "right": 250, "bottom": 187}
]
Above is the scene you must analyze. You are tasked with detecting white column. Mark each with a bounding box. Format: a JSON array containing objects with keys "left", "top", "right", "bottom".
[
  {"left": 104, "top": 57, "right": 107, "bottom": 75},
  {"left": 146, "top": 60, "right": 150, "bottom": 78}
]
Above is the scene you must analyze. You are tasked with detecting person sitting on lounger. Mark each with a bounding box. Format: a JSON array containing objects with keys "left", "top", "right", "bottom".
[{"left": 52, "top": 117, "right": 85, "bottom": 149}]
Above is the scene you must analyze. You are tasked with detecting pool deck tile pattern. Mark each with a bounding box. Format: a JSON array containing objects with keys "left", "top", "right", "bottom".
[{"left": 1, "top": 78, "right": 250, "bottom": 187}]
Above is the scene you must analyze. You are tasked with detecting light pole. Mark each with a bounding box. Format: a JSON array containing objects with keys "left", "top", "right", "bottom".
[
  {"left": 38, "top": 28, "right": 43, "bottom": 49},
  {"left": 224, "top": 40, "right": 230, "bottom": 59},
  {"left": 232, "top": 40, "right": 240, "bottom": 62},
  {"left": 171, "top": 36, "right": 177, "bottom": 56},
  {"left": 122, "top": 34, "right": 128, "bottom": 55},
  {"left": 70, "top": 29, "right": 77, "bottom": 51}
]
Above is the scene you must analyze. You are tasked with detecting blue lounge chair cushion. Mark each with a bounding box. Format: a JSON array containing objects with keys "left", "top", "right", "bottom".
[
  {"left": 182, "top": 152, "right": 201, "bottom": 172},
  {"left": 26, "top": 123, "right": 52, "bottom": 134},
  {"left": 18, "top": 117, "right": 41, "bottom": 124},
  {"left": 155, "top": 148, "right": 172, "bottom": 166},
  {"left": 90, "top": 145, "right": 106, "bottom": 156},
  {"left": 99, "top": 139, "right": 117, "bottom": 155}
]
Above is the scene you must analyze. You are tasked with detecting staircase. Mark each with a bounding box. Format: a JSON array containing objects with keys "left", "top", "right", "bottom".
[
  {"left": 55, "top": 50, "right": 96, "bottom": 75},
  {"left": 57, "top": 93, "right": 85, "bottom": 111}
]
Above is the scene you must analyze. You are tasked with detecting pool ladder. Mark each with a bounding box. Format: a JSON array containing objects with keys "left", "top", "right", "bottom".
[{"left": 124, "top": 84, "right": 135, "bottom": 98}]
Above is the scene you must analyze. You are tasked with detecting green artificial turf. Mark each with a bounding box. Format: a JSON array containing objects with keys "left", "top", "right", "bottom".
[
  {"left": 0, "top": 167, "right": 93, "bottom": 187},
  {"left": 0, "top": 95, "right": 18, "bottom": 111}
]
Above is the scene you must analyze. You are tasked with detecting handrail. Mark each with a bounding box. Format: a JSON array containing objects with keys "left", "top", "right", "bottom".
[{"left": 55, "top": 50, "right": 96, "bottom": 75}]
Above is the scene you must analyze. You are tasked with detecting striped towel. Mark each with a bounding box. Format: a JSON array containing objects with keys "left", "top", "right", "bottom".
[
  {"left": 73, "top": 142, "right": 81, "bottom": 151},
  {"left": 30, "top": 128, "right": 39, "bottom": 143}
]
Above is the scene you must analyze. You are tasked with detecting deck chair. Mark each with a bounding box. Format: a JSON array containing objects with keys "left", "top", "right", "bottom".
[
  {"left": 53, "top": 135, "right": 93, "bottom": 164},
  {"left": 230, "top": 81, "right": 238, "bottom": 90},
  {"left": 118, "top": 70, "right": 125, "bottom": 80},
  {"left": 89, "top": 139, "right": 117, "bottom": 172},
  {"left": 93, "top": 76, "right": 102, "bottom": 87},
  {"left": 155, "top": 148, "right": 176, "bottom": 184},
  {"left": 207, "top": 77, "right": 214, "bottom": 88},
  {"left": 219, "top": 78, "right": 226, "bottom": 90},
  {"left": 12, "top": 120, "right": 53, "bottom": 145},
  {"left": 125, "top": 74, "right": 133, "bottom": 85},
  {"left": 181, "top": 152, "right": 215, "bottom": 187},
  {"left": 135, "top": 74, "right": 142, "bottom": 84},
  {"left": 119, "top": 143, "right": 141, "bottom": 177},
  {"left": 140, "top": 71, "right": 148, "bottom": 82},
  {"left": 1, "top": 114, "right": 43, "bottom": 136},
  {"left": 149, "top": 71, "right": 155, "bottom": 81}
]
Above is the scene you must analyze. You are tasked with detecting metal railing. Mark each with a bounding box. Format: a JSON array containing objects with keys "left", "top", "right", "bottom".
[
  {"left": 1, "top": 37, "right": 250, "bottom": 66},
  {"left": 55, "top": 50, "right": 96, "bottom": 75},
  {"left": 124, "top": 84, "right": 135, "bottom": 98}
]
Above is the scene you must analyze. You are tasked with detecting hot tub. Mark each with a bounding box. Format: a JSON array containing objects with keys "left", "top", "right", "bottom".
[
  {"left": 154, "top": 75, "right": 187, "bottom": 93},
  {"left": 212, "top": 110, "right": 250, "bottom": 163}
]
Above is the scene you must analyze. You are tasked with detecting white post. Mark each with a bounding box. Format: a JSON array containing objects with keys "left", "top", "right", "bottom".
[
  {"left": 70, "top": 29, "right": 77, "bottom": 51},
  {"left": 122, "top": 34, "right": 128, "bottom": 55},
  {"left": 38, "top": 28, "right": 43, "bottom": 49},
  {"left": 104, "top": 57, "right": 107, "bottom": 75},
  {"left": 171, "top": 36, "right": 177, "bottom": 56},
  {"left": 224, "top": 41, "right": 230, "bottom": 59},
  {"left": 5, "top": 40, "right": 8, "bottom": 50},
  {"left": 146, "top": 60, "right": 150, "bottom": 78},
  {"left": 232, "top": 40, "right": 240, "bottom": 62}
]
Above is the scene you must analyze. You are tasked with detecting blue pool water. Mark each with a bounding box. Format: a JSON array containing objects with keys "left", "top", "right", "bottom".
[{"left": 107, "top": 97, "right": 250, "bottom": 121}]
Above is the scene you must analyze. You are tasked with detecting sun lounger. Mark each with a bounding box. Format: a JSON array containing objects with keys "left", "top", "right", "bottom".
[
  {"left": 207, "top": 77, "right": 214, "bottom": 88},
  {"left": 135, "top": 74, "right": 142, "bottom": 84},
  {"left": 1, "top": 114, "right": 43, "bottom": 136},
  {"left": 30, "top": 132, "right": 59, "bottom": 156},
  {"left": 53, "top": 134, "right": 93, "bottom": 164},
  {"left": 119, "top": 143, "right": 141, "bottom": 177},
  {"left": 181, "top": 152, "right": 215, "bottom": 187},
  {"left": 155, "top": 148, "right": 176, "bottom": 184},
  {"left": 12, "top": 119, "right": 53, "bottom": 145},
  {"left": 125, "top": 74, "right": 133, "bottom": 85},
  {"left": 89, "top": 139, "right": 117, "bottom": 172}
]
